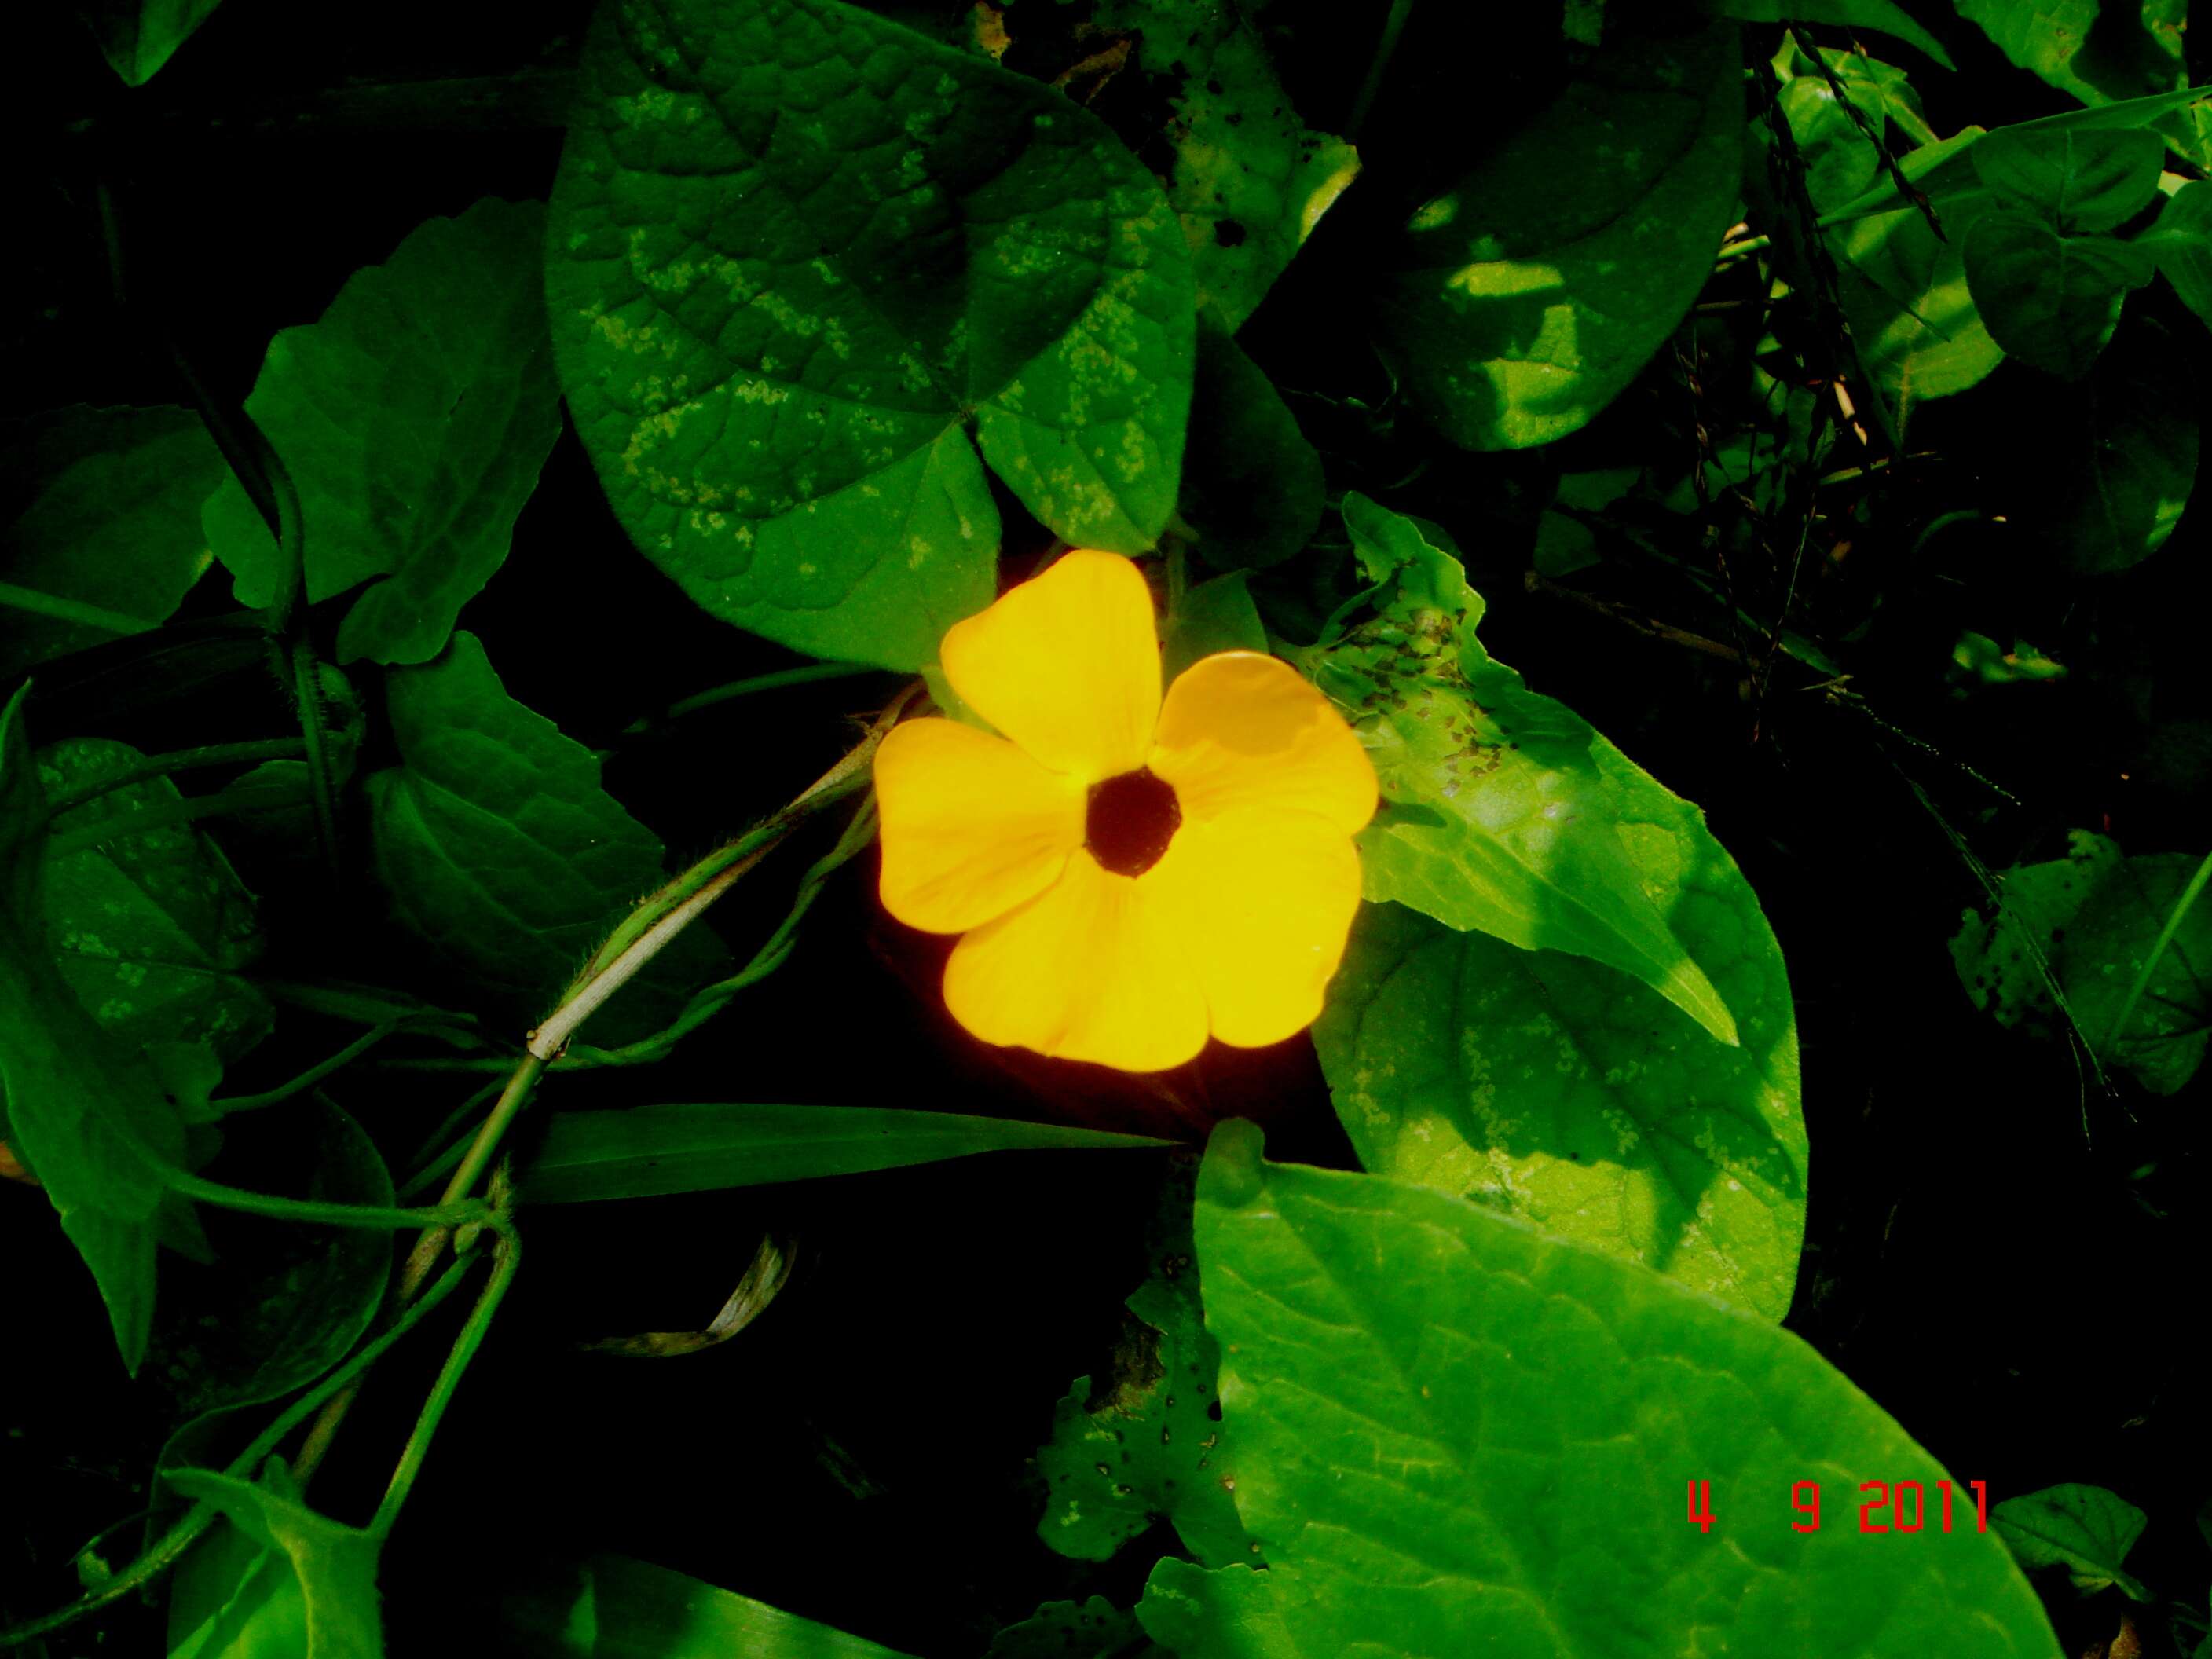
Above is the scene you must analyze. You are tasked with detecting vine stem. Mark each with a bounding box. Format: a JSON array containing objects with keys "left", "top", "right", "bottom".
[
  {"left": 625, "top": 660, "right": 882, "bottom": 734},
  {"left": 39, "top": 738, "right": 307, "bottom": 820},
  {"left": 0, "top": 1255, "right": 478, "bottom": 1650},
  {"left": 370, "top": 1210, "right": 521, "bottom": 1536},
  {"left": 43, "top": 781, "right": 307, "bottom": 861},
  {"left": 0, "top": 581, "right": 160, "bottom": 636},
  {"left": 526, "top": 846, "right": 775, "bottom": 1062},
  {"left": 291, "top": 683, "right": 918, "bottom": 1481},
  {"left": 1345, "top": 0, "right": 1415, "bottom": 140}
]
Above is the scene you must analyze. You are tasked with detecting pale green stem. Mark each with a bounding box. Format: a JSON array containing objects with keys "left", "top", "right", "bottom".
[
  {"left": 0, "top": 582, "right": 156, "bottom": 635},
  {"left": 208, "top": 1019, "right": 430, "bottom": 1114},
  {"left": 369, "top": 1221, "right": 521, "bottom": 1537}
]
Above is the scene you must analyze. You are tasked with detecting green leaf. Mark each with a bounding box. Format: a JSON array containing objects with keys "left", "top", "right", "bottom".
[
  {"left": 2, "top": 405, "right": 222, "bottom": 684},
  {"left": 203, "top": 199, "right": 560, "bottom": 666},
  {"left": 1179, "top": 330, "right": 1324, "bottom": 573},
  {"left": 2145, "top": 180, "right": 2212, "bottom": 330},
  {"left": 365, "top": 631, "right": 726, "bottom": 1040},
  {"left": 498, "top": 1554, "right": 916, "bottom": 1657},
  {"left": 153, "top": 1101, "right": 392, "bottom": 1419},
  {"left": 1310, "top": 494, "right": 1740, "bottom": 1049},
  {"left": 1376, "top": 23, "right": 1740, "bottom": 450},
  {"left": 165, "top": 1463, "right": 383, "bottom": 1659},
  {"left": 1954, "top": 834, "right": 2210, "bottom": 1094},
  {"left": 1715, "top": 0, "right": 1954, "bottom": 68},
  {"left": 1950, "top": 829, "right": 2120, "bottom": 1032},
  {"left": 1970, "top": 126, "right": 2165, "bottom": 231},
  {"left": 1036, "top": 1161, "right": 1250, "bottom": 1568},
  {"left": 988, "top": 1599, "right": 1156, "bottom": 1659},
  {"left": 0, "top": 687, "right": 189, "bottom": 1373},
  {"left": 1136, "top": 1122, "right": 2063, "bottom": 1659},
  {"left": 1954, "top": 0, "right": 2197, "bottom": 127},
  {"left": 38, "top": 738, "right": 273, "bottom": 1064},
  {"left": 1091, "top": 0, "right": 1359, "bottom": 328},
  {"left": 1314, "top": 886, "right": 1804, "bottom": 1316},
  {"left": 1533, "top": 469, "right": 1639, "bottom": 579},
  {"left": 2062, "top": 851, "right": 2212, "bottom": 1095},
  {"left": 518, "top": 1101, "right": 1169, "bottom": 1203},
  {"left": 168, "top": 1516, "right": 308, "bottom": 1659},
  {"left": 1961, "top": 211, "right": 2152, "bottom": 378},
  {"left": 1818, "top": 91, "right": 2212, "bottom": 226},
  {"left": 2018, "top": 317, "right": 2198, "bottom": 573},
  {"left": 548, "top": 0, "right": 1196, "bottom": 669},
  {"left": 1163, "top": 572, "right": 1266, "bottom": 685},
  {"left": 1992, "top": 1484, "right": 2153, "bottom": 1600},
  {"left": 1836, "top": 201, "right": 2005, "bottom": 421},
  {"left": 77, "top": 0, "right": 225, "bottom": 86},
  {"left": 1774, "top": 42, "right": 1928, "bottom": 210}
]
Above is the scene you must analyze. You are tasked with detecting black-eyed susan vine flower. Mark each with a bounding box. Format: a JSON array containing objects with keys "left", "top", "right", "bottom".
[{"left": 872, "top": 550, "right": 1378, "bottom": 1073}]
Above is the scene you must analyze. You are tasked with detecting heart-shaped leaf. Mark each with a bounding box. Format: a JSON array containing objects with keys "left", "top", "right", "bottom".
[
  {"left": 1961, "top": 211, "right": 2154, "bottom": 377},
  {"left": 1375, "top": 24, "right": 1740, "bottom": 450},
  {"left": 1137, "top": 1122, "right": 2061, "bottom": 1659},
  {"left": 548, "top": 0, "right": 1196, "bottom": 669}
]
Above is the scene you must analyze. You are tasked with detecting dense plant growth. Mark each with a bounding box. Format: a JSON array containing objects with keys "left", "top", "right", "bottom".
[{"left": 4, "top": 1, "right": 2208, "bottom": 1654}]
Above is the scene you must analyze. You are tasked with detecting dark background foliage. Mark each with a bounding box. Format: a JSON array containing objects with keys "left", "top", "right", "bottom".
[{"left": 5, "top": 2, "right": 2206, "bottom": 1654}]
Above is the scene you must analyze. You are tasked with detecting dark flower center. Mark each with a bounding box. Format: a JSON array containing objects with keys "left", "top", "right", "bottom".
[{"left": 1086, "top": 767, "right": 1181, "bottom": 877}]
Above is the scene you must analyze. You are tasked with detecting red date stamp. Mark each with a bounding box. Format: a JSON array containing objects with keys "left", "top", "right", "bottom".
[{"left": 1686, "top": 1478, "right": 1988, "bottom": 1533}]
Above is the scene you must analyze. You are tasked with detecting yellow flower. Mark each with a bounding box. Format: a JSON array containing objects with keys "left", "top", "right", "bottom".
[{"left": 873, "top": 550, "right": 1378, "bottom": 1072}]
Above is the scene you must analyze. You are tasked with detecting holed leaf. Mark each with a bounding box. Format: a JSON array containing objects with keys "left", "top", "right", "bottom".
[
  {"left": 1306, "top": 494, "right": 1740, "bottom": 1048},
  {"left": 1136, "top": 1122, "right": 2062, "bottom": 1659},
  {"left": 1092, "top": 0, "right": 1359, "bottom": 329},
  {"left": 39, "top": 738, "right": 272, "bottom": 1063},
  {"left": 1950, "top": 828, "right": 2119, "bottom": 1033},
  {"left": 518, "top": 1101, "right": 1168, "bottom": 1203},
  {"left": 203, "top": 198, "right": 561, "bottom": 666},
  {"left": 1313, "top": 889, "right": 1804, "bottom": 1317},
  {"left": 0, "top": 688, "right": 191, "bottom": 1373},
  {"left": 548, "top": 0, "right": 1196, "bottom": 669},
  {"left": 1036, "top": 1160, "right": 1250, "bottom": 1568},
  {"left": 1953, "top": 832, "right": 2210, "bottom": 1093},
  {"left": 365, "top": 631, "right": 725, "bottom": 1040},
  {"left": 988, "top": 1598, "right": 1155, "bottom": 1659},
  {"left": 2, "top": 405, "right": 222, "bottom": 685},
  {"left": 1376, "top": 23, "right": 1741, "bottom": 450}
]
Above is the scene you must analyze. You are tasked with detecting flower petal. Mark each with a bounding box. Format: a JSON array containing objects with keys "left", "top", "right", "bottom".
[
  {"left": 1148, "top": 651, "right": 1377, "bottom": 835},
  {"left": 943, "top": 848, "right": 1207, "bottom": 1071},
  {"left": 873, "top": 717, "right": 1085, "bottom": 933},
  {"left": 1146, "top": 806, "right": 1363, "bottom": 1048},
  {"left": 939, "top": 550, "right": 1161, "bottom": 782}
]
